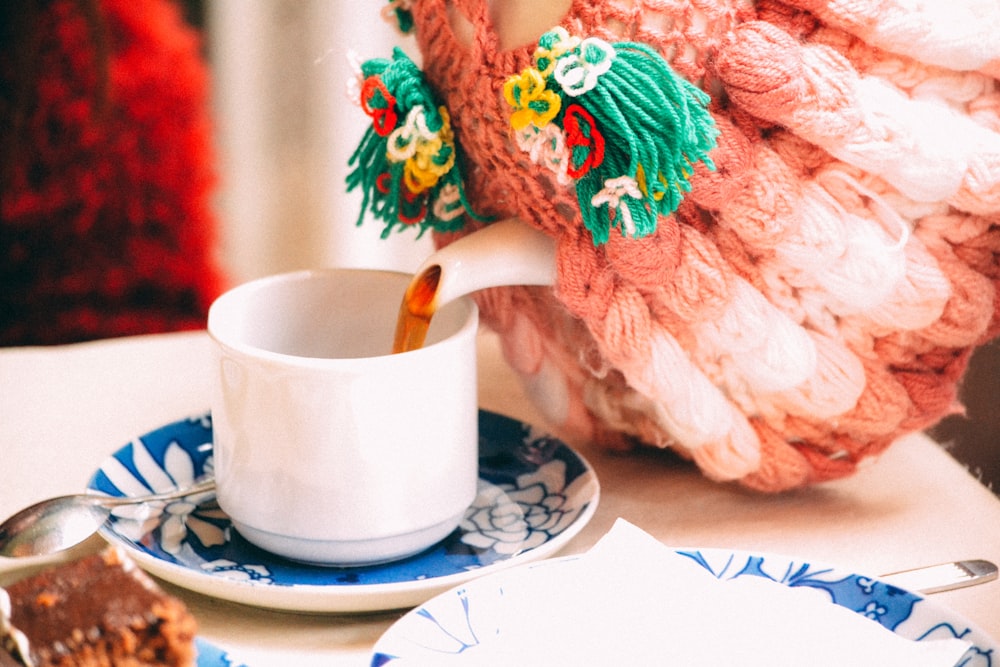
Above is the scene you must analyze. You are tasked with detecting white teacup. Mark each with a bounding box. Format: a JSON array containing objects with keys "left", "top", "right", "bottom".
[{"left": 207, "top": 268, "right": 479, "bottom": 566}]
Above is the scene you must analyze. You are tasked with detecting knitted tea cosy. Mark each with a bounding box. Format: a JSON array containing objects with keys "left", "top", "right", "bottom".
[
  {"left": 0, "top": 0, "right": 224, "bottom": 346},
  {"left": 351, "top": 0, "right": 1000, "bottom": 491}
]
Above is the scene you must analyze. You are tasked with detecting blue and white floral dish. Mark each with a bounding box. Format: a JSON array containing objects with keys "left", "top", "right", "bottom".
[
  {"left": 196, "top": 637, "right": 246, "bottom": 667},
  {"left": 370, "top": 551, "right": 998, "bottom": 665},
  {"left": 87, "top": 410, "right": 599, "bottom": 613}
]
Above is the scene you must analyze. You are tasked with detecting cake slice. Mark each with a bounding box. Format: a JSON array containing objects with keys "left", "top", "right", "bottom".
[{"left": 0, "top": 548, "right": 197, "bottom": 666}]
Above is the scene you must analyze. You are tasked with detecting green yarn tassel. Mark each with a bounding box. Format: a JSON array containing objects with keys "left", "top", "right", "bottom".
[
  {"left": 347, "top": 47, "right": 488, "bottom": 238},
  {"left": 505, "top": 28, "right": 718, "bottom": 245}
]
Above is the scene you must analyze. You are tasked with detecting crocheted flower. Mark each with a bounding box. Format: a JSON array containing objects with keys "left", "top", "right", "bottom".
[
  {"left": 397, "top": 184, "right": 428, "bottom": 226},
  {"left": 553, "top": 37, "right": 615, "bottom": 96},
  {"left": 592, "top": 176, "right": 642, "bottom": 237},
  {"left": 360, "top": 76, "right": 397, "bottom": 136},
  {"left": 406, "top": 139, "right": 454, "bottom": 192},
  {"left": 564, "top": 104, "right": 605, "bottom": 177},
  {"left": 432, "top": 183, "right": 466, "bottom": 221},
  {"left": 386, "top": 106, "right": 429, "bottom": 160},
  {"left": 514, "top": 123, "right": 573, "bottom": 185},
  {"left": 503, "top": 67, "right": 562, "bottom": 131}
]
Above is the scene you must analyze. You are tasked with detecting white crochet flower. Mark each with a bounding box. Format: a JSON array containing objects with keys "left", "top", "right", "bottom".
[
  {"left": 386, "top": 105, "right": 435, "bottom": 162},
  {"left": 554, "top": 37, "right": 615, "bottom": 96},
  {"left": 592, "top": 176, "right": 642, "bottom": 236}
]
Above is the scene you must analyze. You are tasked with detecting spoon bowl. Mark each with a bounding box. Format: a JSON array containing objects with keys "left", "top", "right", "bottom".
[{"left": 0, "top": 479, "right": 215, "bottom": 558}]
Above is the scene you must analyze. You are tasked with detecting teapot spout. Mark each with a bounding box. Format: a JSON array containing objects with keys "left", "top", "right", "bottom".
[{"left": 414, "top": 218, "right": 556, "bottom": 309}]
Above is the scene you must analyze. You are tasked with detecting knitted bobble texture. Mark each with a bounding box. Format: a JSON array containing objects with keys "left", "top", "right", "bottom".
[{"left": 406, "top": 0, "right": 1000, "bottom": 491}]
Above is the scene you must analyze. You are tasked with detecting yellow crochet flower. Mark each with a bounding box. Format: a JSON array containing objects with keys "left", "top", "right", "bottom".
[
  {"left": 403, "top": 106, "right": 456, "bottom": 194},
  {"left": 503, "top": 67, "right": 561, "bottom": 131}
]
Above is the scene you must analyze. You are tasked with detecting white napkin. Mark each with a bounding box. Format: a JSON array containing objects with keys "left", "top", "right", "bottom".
[{"left": 450, "top": 519, "right": 971, "bottom": 666}]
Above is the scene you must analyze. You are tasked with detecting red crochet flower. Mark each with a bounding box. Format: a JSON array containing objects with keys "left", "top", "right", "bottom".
[
  {"left": 360, "top": 76, "right": 398, "bottom": 137},
  {"left": 564, "top": 104, "right": 605, "bottom": 178}
]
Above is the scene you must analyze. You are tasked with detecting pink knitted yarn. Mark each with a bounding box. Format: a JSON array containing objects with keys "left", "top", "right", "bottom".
[{"left": 400, "top": 0, "right": 1000, "bottom": 491}]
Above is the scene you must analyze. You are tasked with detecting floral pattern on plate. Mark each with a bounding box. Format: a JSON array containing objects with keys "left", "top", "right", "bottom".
[
  {"left": 87, "top": 410, "right": 599, "bottom": 613},
  {"left": 370, "top": 552, "right": 998, "bottom": 665}
]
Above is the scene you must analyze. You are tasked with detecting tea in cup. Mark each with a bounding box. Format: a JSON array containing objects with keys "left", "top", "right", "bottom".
[{"left": 207, "top": 268, "right": 479, "bottom": 566}]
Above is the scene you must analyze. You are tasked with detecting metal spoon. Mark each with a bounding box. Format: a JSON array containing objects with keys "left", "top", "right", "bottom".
[{"left": 0, "top": 479, "right": 215, "bottom": 558}]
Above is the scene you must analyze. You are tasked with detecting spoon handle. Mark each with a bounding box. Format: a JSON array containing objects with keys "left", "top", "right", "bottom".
[
  {"left": 95, "top": 478, "right": 216, "bottom": 507},
  {"left": 880, "top": 559, "right": 998, "bottom": 595}
]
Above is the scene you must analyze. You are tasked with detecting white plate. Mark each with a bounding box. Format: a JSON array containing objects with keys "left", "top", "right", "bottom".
[
  {"left": 87, "top": 410, "right": 599, "bottom": 613},
  {"left": 371, "top": 551, "right": 998, "bottom": 664}
]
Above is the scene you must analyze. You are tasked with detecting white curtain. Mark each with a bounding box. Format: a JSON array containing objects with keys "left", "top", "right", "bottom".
[{"left": 207, "top": 2, "right": 434, "bottom": 284}]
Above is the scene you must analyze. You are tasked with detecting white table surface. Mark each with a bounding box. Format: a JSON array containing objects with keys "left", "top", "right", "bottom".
[{"left": 1, "top": 329, "right": 999, "bottom": 665}]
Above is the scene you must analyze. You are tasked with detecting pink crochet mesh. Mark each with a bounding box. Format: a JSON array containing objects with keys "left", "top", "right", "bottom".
[{"left": 407, "top": 0, "right": 1000, "bottom": 491}]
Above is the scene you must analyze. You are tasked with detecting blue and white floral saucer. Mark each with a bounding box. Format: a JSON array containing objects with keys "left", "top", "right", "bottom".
[
  {"left": 87, "top": 410, "right": 599, "bottom": 613},
  {"left": 371, "top": 551, "right": 998, "bottom": 664}
]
